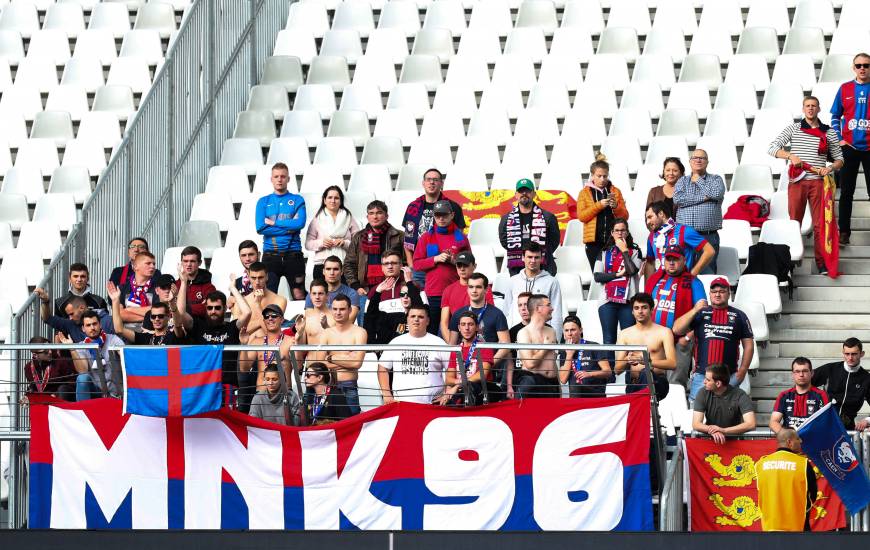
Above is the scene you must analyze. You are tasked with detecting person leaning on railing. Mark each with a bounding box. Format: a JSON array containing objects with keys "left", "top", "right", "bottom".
[
  {"left": 22, "top": 336, "right": 76, "bottom": 402},
  {"left": 691, "top": 364, "right": 756, "bottom": 445},
  {"left": 304, "top": 362, "right": 350, "bottom": 425},
  {"left": 249, "top": 364, "right": 300, "bottom": 426}
]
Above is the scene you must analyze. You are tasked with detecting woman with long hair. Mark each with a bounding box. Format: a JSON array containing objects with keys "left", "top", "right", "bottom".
[
  {"left": 303, "top": 361, "right": 351, "bottom": 424},
  {"left": 593, "top": 218, "right": 643, "bottom": 349},
  {"left": 645, "top": 157, "right": 685, "bottom": 219},
  {"left": 305, "top": 185, "right": 360, "bottom": 281}
]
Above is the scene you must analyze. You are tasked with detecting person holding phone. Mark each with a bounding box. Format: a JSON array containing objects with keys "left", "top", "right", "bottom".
[{"left": 577, "top": 153, "right": 630, "bottom": 270}]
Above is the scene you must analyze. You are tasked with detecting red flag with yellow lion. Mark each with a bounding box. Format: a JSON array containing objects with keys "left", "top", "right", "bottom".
[
  {"left": 442, "top": 190, "right": 578, "bottom": 239},
  {"left": 685, "top": 438, "right": 846, "bottom": 531}
]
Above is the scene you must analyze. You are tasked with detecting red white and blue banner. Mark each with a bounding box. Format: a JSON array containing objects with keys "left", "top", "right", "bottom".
[
  {"left": 121, "top": 346, "right": 223, "bottom": 418},
  {"left": 29, "top": 393, "right": 652, "bottom": 530}
]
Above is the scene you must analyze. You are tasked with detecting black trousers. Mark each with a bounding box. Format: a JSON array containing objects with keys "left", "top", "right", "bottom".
[{"left": 838, "top": 146, "right": 870, "bottom": 233}]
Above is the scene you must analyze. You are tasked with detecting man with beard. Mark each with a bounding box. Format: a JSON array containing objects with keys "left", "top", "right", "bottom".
[
  {"left": 107, "top": 282, "right": 182, "bottom": 345},
  {"left": 499, "top": 178, "right": 560, "bottom": 276}
]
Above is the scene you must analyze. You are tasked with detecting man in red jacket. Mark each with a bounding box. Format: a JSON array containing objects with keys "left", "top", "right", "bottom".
[{"left": 173, "top": 246, "right": 217, "bottom": 320}]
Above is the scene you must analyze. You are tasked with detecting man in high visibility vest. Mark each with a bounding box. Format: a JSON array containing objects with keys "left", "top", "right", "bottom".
[{"left": 756, "top": 428, "right": 818, "bottom": 531}]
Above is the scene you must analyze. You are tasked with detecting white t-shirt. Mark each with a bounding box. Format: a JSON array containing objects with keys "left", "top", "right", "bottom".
[{"left": 380, "top": 332, "right": 451, "bottom": 404}]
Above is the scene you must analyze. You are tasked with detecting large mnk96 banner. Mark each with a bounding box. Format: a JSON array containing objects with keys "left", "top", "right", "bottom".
[{"left": 29, "top": 393, "right": 653, "bottom": 531}]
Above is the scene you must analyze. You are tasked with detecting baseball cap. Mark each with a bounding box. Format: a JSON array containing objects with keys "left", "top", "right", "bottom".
[
  {"left": 515, "top": 178, "right": 535, "bottom": 192},
  {"left": 664, "top": 245, "right": 685, "bottom": 259},
  {"left": 433, "top": 200, "right": 453, "bottom": 215},
  {"left": 455, "top": 251, "right": 475, "bottom": 265},
  {"left": 155, "top": 274, "right": 175, "bottom": 288},
  {"left": 709, "top": 277, "right": 730, "bottom": 289},
  {"left": 263, "top": 304, "right": 284, "bottom": 317}
]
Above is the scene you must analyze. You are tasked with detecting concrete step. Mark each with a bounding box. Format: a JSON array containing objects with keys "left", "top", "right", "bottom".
[
  {"left": 795, "top": 259, "right": 870, "bottom": 274},
  {"left": 802, "top": 245, "right": 870, "bottom": 259},
  {"left": 754, "top": 399, "right": 775, "bottom": 414},
  {"left": 839, "top": 231, "right": 870, "bottom": 245},
  {"left": 770, "top": 328, "right": 870, "bottom": 342},
  {"left": 793, "top": 286, "right": 870, "bottom": 300},
  {"left": 754, "top": 371, "right": 797, "bottom": 386},
  {"left": 840, "top": 202, "right": 870, "bottom": 216},
  {"left": 750, "top": 386, "right": 790, "bottom": 400},
  {"left": 776, "top": 341, "right": 851, "bottom": 357},
  {"left": 782, "top": 300, "right": 870, "bottom": 313},
  {"left": 770, "top": 314, "right": 870, "bottom": 330},
  {"left": 792, "top": 274, "right": 870, "bottom": 287}
]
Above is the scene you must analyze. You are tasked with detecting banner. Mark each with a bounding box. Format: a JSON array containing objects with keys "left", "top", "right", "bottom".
[
  {"left": 443, "top": 190, "right": 578, "bottom": 239},
  {"left": 29, "top": 393, "right": 652, "bottom": 530},
  {"left": 685, "top": 438, "right": 846, "bottom": 531},
  {"left": 798, "top": 403, "right": 870, "bottom": 514},
  {"left": 819, "top": 174, "right": 839, "bottom": 278}
]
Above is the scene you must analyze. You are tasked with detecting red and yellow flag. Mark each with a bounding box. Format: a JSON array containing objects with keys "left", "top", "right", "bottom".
[
  {"left": 685, "top": 438, "right": 846, "bottom": 531},
  {"left": 819, "top": 174, "right": 840, "bottom": 278},
  {"left": 442, "top": 190, "right": 578, "bottom": 240}
]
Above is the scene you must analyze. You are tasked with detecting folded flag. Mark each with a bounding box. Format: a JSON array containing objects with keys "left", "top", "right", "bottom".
[
  {"left": 798, "top": 402, "right": 870, "bottom": 515},
  {"left": 121, "top": 346, "right": 223, "bottom": 417}
]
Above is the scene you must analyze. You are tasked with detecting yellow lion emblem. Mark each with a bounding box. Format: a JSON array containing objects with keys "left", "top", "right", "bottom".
[
  {"left": 705, "top": 454, "right": 757, "bottom": 487},
  {"left": 709, "top": 494, "right": 762, "bottom": 527}
]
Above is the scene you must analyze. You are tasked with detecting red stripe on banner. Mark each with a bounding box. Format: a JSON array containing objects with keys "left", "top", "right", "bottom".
[
  {"left": 28, "top": 400, "right": 53, "bottom": 464},
  {"left": 281, "top": 431, "right": 303, "bottom": 487},
  {"left": 167, "top": 417, "right": 185, "bottom": 480},
  {"left": 126, "top": 369, "right": 222, "bottom": 390}
]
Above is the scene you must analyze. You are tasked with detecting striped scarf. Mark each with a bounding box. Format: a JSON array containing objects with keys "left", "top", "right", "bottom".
[{"left": 361, "top": 224, "right": 386, "bottom": 287}]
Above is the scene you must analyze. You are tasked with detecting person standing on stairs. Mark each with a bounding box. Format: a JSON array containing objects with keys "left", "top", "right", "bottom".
[{"left": 811, "top": 337, "right": 870, "bottom": 431}]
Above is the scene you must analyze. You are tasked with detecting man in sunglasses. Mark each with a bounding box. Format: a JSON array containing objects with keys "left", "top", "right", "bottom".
[
  {"left": 23, "top": 336, "right": 75, "bottom": 401},
  {"left": 241, "top": 303, "right": 294, "bottom": 403},
  {"left": 106, "top": 282, "right": 182, "bottom": 345},
  {"left": 830, "top": 52, "right": 870, "bottom": 245},
  {"left": 178, "top": 277, "right": 251, "bottom": 409}
]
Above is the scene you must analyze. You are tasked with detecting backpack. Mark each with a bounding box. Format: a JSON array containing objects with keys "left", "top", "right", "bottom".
[{"left": 723, "top": 195, "right": 771, "bottom": 228}]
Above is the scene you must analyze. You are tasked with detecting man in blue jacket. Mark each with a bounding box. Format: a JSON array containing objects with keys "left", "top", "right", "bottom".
[{"left": 256, "top": 162, "right": 307, "bottom": 300}]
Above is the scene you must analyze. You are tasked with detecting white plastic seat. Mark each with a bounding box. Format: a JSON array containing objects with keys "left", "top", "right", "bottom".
[
  {"left": 606, "top": 0, "right": 651, "bottom": 35},
  {"left": 273, "top": 29, "right": 316, "bottom": 65},
  {"left": 760, "top": 219, "right": 804, "bottom": 262},
  {"left": 293, "top": 84, "right": 336, "bottom": 120},
  {"left": 703, "top": 108, "right": 749, "bottom": 146},
  {"left": 377, "top": 1, "right": 421, "bottom": 37},
  {"left": 189, "top": 193, "right": 235, "bottom": 231},
  {"left": 695, "top": 136, "right": 738, "bottom": 176},
  {"left": 584, "top": 54, "right": 629, "bottom": 91},
  {"left": 554, "top": 246, "right": 593, "bottom": 284},
  {"left": 319, "top": 30, "right": 363, "bottom": 65},
  {"left": 205, "top": 166, "right": 250, "bottom": 203},
  {"left": 632, "top": 54, "right": 676, "bottom": 92},
  {"left": 26, "top": 30, "right": 72, "bottom": 65},
  {"left": 178, "top": 221, "right": 222, "bottom": 259},
  {"left": 88, "top": 2, "right": 131, "bottom": 39},
  {"left": 247, "top": 84, "right": 290, "bottom": 119},
  {"left": 420, "top": 109, "right": 465, "bottom": 146},
  {"left": 503, "top": 137, "right": 548, "bottom": 175},
  {"left": 15, "top": 138, "right": 59, "bottom": 176},
  {"left": 134, "top": 2, "right": 178, "bottom": 39},
  {"left": 233, "top": 110, "right": 276, "bottom": 147},
  {"left": 299, "top": 164, "right": 345, "bottom": 194},
  {"left": 546, "top": 136, "right": 594, "bottom": 193},
  {"left": 0, "top": 248, "right": 44, "bottom": 288},
  {"left": 352, "top": 55, "right": 397, "bottom": 92},
  {"left": 13, "top": 57, "right": 58, "bottom": 92},
  {"left": 724, "top": 54, "right": 770, "bottom": 93},
  {"left": 731, "top": 300, "right": 769, "bottom": 343},
  {"left": 609, "top": 108, "right": 653, "bottom": 146},
  {"left": 714, "top": 82, "right": 759, "bottom": 118},
  {"left": 0, "top": 192, "right": 29, "bottom": 230},
  {"left": 360, "top": 136, "right": 405, "bottom": 175},
  {"left": 373, "top": 108, "right": 419, "bottom": 147},
  {"left": 422, "top": 0, "right": 466, "bottom": 37},
  {"left": 443, "top": 164, "right": 487, "bottom": 191},
  {"left": 261, "top": 55, "right": 304, "bottom": 93},
  {"left": 745, "top": 1, "right": 790, "bottom": 36},
  {"left": 62, "top": 138, "right": 107, "bottom": 177},
  {"left": 399, "top": 55, "right": 443, "bottom": 91},
  {"left": 384, "top": 83, "right": 429, "bottom": 121},
  {"left": 456, "top": 27, "right": 503, "bottom": 64},
  {"left": 750, "top": 109, "right": 795, "bottom": 144},
  {"left": 469, "top": 244, "right": 499, "bottom": 281},
  {"left": 92, "top": 84, "right": 136, "bottom": 121},
  {"left": 467, "top": 108, "right": 512, "bottom": 147},
  {"left": 280, "top": 110, "right": 323, "bottom": 146},
  {"left": 597, "top": 27, "right": 640, "bottom": 62},
  {"left": 60, "top": 57, "right": 105, "bottom": 93},
  {"left": 549, "top": 28, "right": 594, "bottom": 64},
  {"left": 620, "top": 81, "right": 664, "bottom": 119},
  {"left": 0, "top": 221, "right": 13, "bottom": 259},
  {"left": 839, "top": 0, "right": 870, "bottom": 31},
  {"left": 782, "top": 27, "right": 827, "bottom": 64},
  {"left": 819, "top": 54, "right": 855, "bottom": 84},
  {"left": 468, "top": 0, "right": 513, "bottom": 37},
  {"left": 740, "top": 137, "right": 787, "bottom": 175},
  {"left": 412, "top": 28, "right": 454, "bottom": 63},
  {"left": 600, "top": 136, "right": 642, "bottom": 173},
  {"left": 719, "top": 219, "right": 753, "bottom": 260},
  {"left": 698, "top": 0, "right": 744, "bottom": 37},
  {"left": 642, "top": 28, "right": 687, "bottom": 65},
  {"left": 306, "top": 55, "right": 351, "bottom": 92},
  {"left": 666, "top": 82, "right": 711, "bottom": 118},
  {"left": 220, "top": 138, "right": 263, "bottom": 175},
  {"left": 408, "top": 138, "right": 453, "bottom": 170},
  {"left": 265, "top": 137, "right": 310, "bottom": 173},
  {"left": 761, "top": 83, "right": 805, "bottom": 117},
  {"left": 516, "top": 0, "right": 558, "bottom": 35},
  {"left": 313, "top": 137, "right": 357, "bottom": 176},
  {"left": 735, "top": 27, "right": 779, "bottom": 64},
  {"left": 561, "top": 0, "right": 604, "bottom": 34},
  {"left": 467, "top": 217, "right": 503, "bottom": 251},
  {"left": 285, "top": 1, "right": 329, "bottom": 38},
  {"left": 1, "top": 166, "right": 43, "bottom": 203},
  {"left": 770, "top": 54, "right": 817, "bottom": 92},
  {"left": 327, "top": 110, "right": 370, "bottom": 147},
  {"left": 432, "top": 84, "right": 477, "bottom": 119},
  {"left": 504, "top": 27, "right": 547, "bottom": 63},
  {"left": 33, "top": 192, "right": 77, "bottom": 232},
  {"left": 0, "top": 30, "right": 25, "bottom": 66},
  {"left": 119, "top": 29, "right": 164, "bottom": 66},
  {"left": 734, "top": 273, "right": 782, "bottom": 316},
  {"left": 678, "top": 54, "right": 722, "bottom": 91},
  {"left": 645, "top": 136, "right": 689, "bottom": 170},
  {"left": 396, "top": 164, "right": 429, "bottom": 192},
  {"left": 491, "top": 54, "right": 537, "bottom": 93},
  {"left": 575, "top": 82, "right": 619, "bottom": 119},
  {"left": 730, "top": 164, "right": 775, "bottom": 196},
  {"left": 18, "top": 221, "right": 62, "bottom": 261},
  {"left": 72, "top": 110, "right": 121, "bottom": 149},
  {"left": 688, "top": 26, "right": 733, "bottom": 63},
  {"left": 656, "top": 109, "right": 700, "bottom": 146},
  {"left": 827, "top": 28, "right": 870, "bottom": 57},
  {"left": 556, "top": 273, "right": 584, "bottom": 314},
  {"left": 651, "top": 0, "right": 697, "bottom": 36},
  {"left": 444, "top": 54, "right": 491, "bottom": 92},
  {"left": 73, "top": 29, "right": 117, "bottom": 66},
  {"left": 0, "top": 4, "right": 40, "bottom": 39},
  {"left": 770, "top": 191, "right": 812, "bottom": 235},
  {"left": 339, "top": 83, "right": 383, "bottom": 120},
  {"left": 348, "top": 164, "right": 392, "bottom": 200},
  {"left": 453, "top": 136, "right": 500, "bottom": 175},
  {"left": 365, "top": 28, "right": 409, "bottom": 66},
  {"left": 332, "top": 1, "right": 374, "bottom": 38},
  {"left": 30, "top": 111, "right": 75, "bottom": 147},
  {"left": 106, "top": 57, "right": 152, "bottom": 94}
]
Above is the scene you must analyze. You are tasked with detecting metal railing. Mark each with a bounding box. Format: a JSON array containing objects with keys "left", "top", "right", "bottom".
[{"left": 10, "top": 0, "right": 289, "bottom": 347}]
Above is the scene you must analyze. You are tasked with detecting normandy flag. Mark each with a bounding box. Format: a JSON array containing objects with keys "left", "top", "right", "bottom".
[{"left": 685, "top": 438, "right": 846, "bottom": 531}]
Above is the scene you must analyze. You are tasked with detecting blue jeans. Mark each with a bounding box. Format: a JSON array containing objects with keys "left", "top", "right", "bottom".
[
  {"left": 598, "top": 301, "right": 635, "bottom": 345},
  {"left": 76, "top": 373, "right": 101, "bottom": 401},
  {"left": 699, "top": 231, "right": 720, "bottom": 275},
  {"left": 689, "top": 370, "right": 739, "bottom": 402},
  {"left": 412, "top": 270, "right": 426, "bottom": 291},
  {"left": 357, "top": 293, "right": 367, "bottom": 327},
  {"left": 337, "top": 380, "right": 361, "bottom": 416}
]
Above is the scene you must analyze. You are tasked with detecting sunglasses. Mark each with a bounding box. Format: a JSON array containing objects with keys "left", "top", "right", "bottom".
[
  {"left": 855, "top": 63, "right": 870, "bottom": 69},
  {"left": 206, "top": 305, "right": 224, "bottom": 311},
  {"left": 150, "top": 314, "right": 167, "bottom": 320},
  {"left": 263, "top": 313, "right": 282, "bottom": 320},
  {"left": 304, "top": 372, "right": 318, "bottom": 378},
  {"left": 399, "top": 291, "right": 409, "bottom": 297}
]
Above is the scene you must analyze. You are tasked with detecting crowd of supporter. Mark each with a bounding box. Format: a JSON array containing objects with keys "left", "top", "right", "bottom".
[{"left": 21, "top": 54, "right": 870, "bottom": 434}]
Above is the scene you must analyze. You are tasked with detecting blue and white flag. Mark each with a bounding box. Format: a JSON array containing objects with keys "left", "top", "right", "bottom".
[{"left": 797, "top": 402, "right": 870, "bottom": 515}]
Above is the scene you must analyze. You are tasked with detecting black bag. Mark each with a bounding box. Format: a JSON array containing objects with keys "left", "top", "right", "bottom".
[{"left": 742, "top": 241, "right": 794, "bottom": 299}]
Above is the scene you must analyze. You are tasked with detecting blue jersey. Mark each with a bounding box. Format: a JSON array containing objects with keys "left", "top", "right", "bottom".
[
  {"left": 649, "top": 274, "right": 706, "bottom": 328},
  {"left": 646, "top": 222, "right": 708, "bottom": 272},
  {"left": 255, "top": 192, "right": 307, "bottom": 252},
  {"left": 831, "top": 80, "right": 870, "bottom": 151}
]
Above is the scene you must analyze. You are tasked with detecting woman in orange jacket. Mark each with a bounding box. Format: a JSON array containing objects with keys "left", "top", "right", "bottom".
[{"left": 576, "top": 154, "right": 630, "bottom": 270}]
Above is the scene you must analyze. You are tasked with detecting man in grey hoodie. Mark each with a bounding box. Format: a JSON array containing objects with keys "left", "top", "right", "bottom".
[
  {"left": 503, "top": 242, "right": 564, "bottom": 340},
  {"left": 249, "top": 365, "right": 300, "bottom": 426}
]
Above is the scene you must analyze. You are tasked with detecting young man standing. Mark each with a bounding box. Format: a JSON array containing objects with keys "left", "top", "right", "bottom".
[
  {"left": 116, "top": 251, "right": 160, "bottom": 331},
  {"left": 174, "top": 246, "right": 217, "bottom": 321},
  {"left": 231, "top": 261, "right": 287, "bottom": 342},
  {"left": 769, "top": 357, "right": 829, "bottom": 433},
  {"left": 378, "top": 305, "right": 451, "bottom": 404},
  {"left": 315, "top": 294, "right": 368, "bottom": 415},
  {"left": 303, "top": 255, "right": 360, "bottom": 322},
  {"left": 644, "top": 201, "right": 714, "bottom": 278},
  {"left": 256, "top": 162, "right": 307, "bottom": 299},
  {"left": 503, "top": 242, "right": 564, "bottom": 339},
  {"left": 234, "top": 240, "right": 279, "bottom": 294},
  {"left": 439, "top": 251, "right": 494, "bottom": 338},
  {"left": 296, "top": 279, "right": 334, "bottom": 346},
  {"left": 510, "top": 294, "right": 560, "bottom": 399},
  {"left": 498, "top": 178, "right": 560, "bottom": 276},
  {"left": 615, "top": 292, "right": 677, "bottom": 384},
  {"left": 692, "top": 364, "right": 756, "bottom": 444}
]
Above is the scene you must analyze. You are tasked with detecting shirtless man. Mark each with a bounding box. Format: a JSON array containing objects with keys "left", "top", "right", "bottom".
[
  {"left": 510, "top": 294, "right": 561, "bottom": 399},
  {"left": 314, "top": 294, "right": 367, "bottom": 416},
  {"left": 616, "top": 292, "right": 676, "bottom": 389},
  {"left": 231, "top": 261, "right": 287, "bottom": 342},
  {"left": 241, "top": 303, "right": 294, "bottom": 389},
  {"left": 296, "top": 279, "right": 334, "bottom": 345}
]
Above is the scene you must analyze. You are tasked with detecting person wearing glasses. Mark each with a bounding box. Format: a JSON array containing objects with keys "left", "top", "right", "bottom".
[
  {"left": 401, "top": 168, "right": 466, "bottom": 290},
  {"left": 344, "top": 200, "right": 405, "bottom": 326},
  {"left": 674, "top": 149, "right": 725, "bottom": 274},
  {"left": 109, "top": 237, "right": 160, "bottom": 288},
  {"left": 768, "top": 358, "right": 829, "bottom": 433},
  {"left": 769, "top": 95, "right": 844, "bottom": 275},
  {"left": 241, "top": 303, "right": 294, "bottom": 410},
  {"left": 672, "top": 277, "right": 754, "bottom": 402},
  {"left": 178, "top": 276, "right": 251, "bottom": 409},
  {"left": 830, "top": 52, "right": 870, "bottom": 246},
  {"left": 23, "top": 336, "right": 75, "bottom": 401},
  {"left": 412, "top": 200, "right": 471, "bottom": 335},
  {"left": 303, "top": 362, "right": 351, "bottom": 424},
  {"left": 592, "top": 218, "right": 643, "bottom": 353},
  {"left": 363, "top": 251, "right": 424, "bottom": 348},
  {"left": 499, "top": 178, "right": 561, "bottom": 276}
]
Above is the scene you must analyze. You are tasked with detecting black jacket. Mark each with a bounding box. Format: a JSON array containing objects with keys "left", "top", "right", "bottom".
[{"left": 812, "top": 362, "right": 870, "bottom": 429}]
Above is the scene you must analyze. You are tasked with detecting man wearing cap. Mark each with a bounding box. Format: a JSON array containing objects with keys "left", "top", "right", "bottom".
[
  {"left": 412, "top": 199, "right": 471, "bottom": 335},
  {"left": 830, "top": 52, "right": 870, "bottom": 245},
  {"left": 674, "top": 149, "right": 725, "bottom": 274},
  {"left": 498, "top": 179, "right": 560, "bottom": 276},
  {"left": 313, "top": 294, "right": 368, "bottom": 416},
  {"left": 402, "top": 168, "right": 466, "bottom": 290},
  {"left": 645, "top": 244, "right": 708, "bottom": 386},
  {"left": 439, "top": 250, "right": 494, "bottom": 338},
  {"left": 232, "top": 261, "right": 287, "bottom": 342},
  {"left": 769, "top": 95, "right": 843, "bottom": 274},
  {"left": 241, "top": 302, "right": 294, "bottom": 412},
  {"left": 673, "top": 277, "right": 754, "bottom": 401}
]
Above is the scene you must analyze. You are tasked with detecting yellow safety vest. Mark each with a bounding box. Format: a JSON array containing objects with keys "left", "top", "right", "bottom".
[{"left": 756, "top": 449, "right": 809, "bottom": 532}]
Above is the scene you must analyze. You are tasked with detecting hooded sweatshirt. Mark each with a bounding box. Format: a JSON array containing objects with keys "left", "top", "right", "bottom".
[
  {"left": 503, "top": 269, "right": 564, "bottom": 340},
  {"left": 249, "top": 390, "right": 301, "bottom": 426}
]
